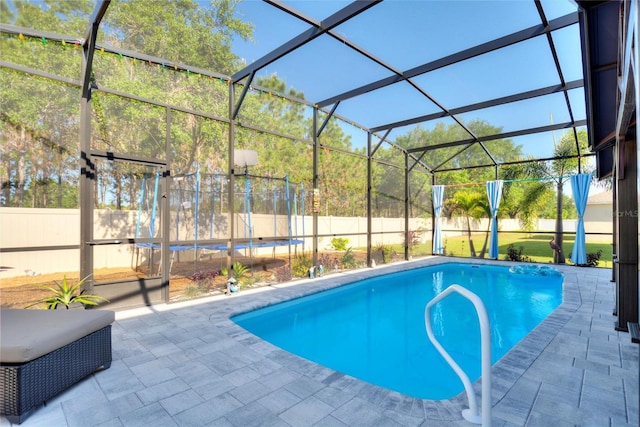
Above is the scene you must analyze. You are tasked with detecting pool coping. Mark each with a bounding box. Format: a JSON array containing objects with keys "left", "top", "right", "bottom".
[{"left": 118, "top": 256, "right": 580, "bottom": 423}]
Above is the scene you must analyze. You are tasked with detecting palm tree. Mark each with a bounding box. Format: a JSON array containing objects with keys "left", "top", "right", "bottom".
[
  {"left": 520, "top": 130, "right": 589, "bottom": 264},
  {"left": 446, "top": 190, "right": 489, "bottom": 258}
]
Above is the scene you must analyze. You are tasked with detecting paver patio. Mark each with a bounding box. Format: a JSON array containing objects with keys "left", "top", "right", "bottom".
[{"left": 2, "top": 258, "right": 638, "bottom": 426}]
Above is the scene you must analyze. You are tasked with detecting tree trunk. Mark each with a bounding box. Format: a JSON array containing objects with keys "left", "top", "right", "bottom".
[
  {"left": 95, "top": 162, "right": 102, "bottom": 208},
  {"left": 57, "top": 173, "right": 63, "bottom": 207},
  {"left": 466, "top": 216, "right": 477, "bottom": 257},
  {"left": 130, "top": 174, "right": 137, "bottom": 210},
  {"left": 554, "top": 181, "right": 565, "bottom": 263},
  {"left": 30, "top": 161, "right": 37, "bottom": 208},
  {"left": 1, "top": 165, "right": 9, "bottom": 206},
  {"left": 479, "top": 222, "right": 491, "bottom": 258},
  {"left": 42, "top": 171, "right": 49, "bottom": 208},
  {"left": 17, "top": 127, "right": 26, "bottom": 206},
  {"left": 115, "top": 170, "right": 122, "bottom": 210}
]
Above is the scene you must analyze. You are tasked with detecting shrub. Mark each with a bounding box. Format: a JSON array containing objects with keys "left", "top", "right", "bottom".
[
  {"left": 26, "top": 275, "right": 109, "bottom": 309},
  {"left": 185, "top": 269, "right": 221, "bottom": 297},
  {"left": 406, "top": 229, "right": 423, "bottom": 247},
  {"left": 221, "top": 262, "right": 250, "bottom": 287},
  {"left": 375, "top": 242, "right": 391, "bottom": 264},
  {"left": 292, "top": 254, "right": 313, "bottom": 277},
  {"left": 505, "top": 244, "right": 532, "bottom": 262},
  {"left": 274, "top": 266, "right": 293, "bottom": 282},
  {"left": 189, "top": 269, "right": 220, "bottom": 291},
  {"left": 318, "top": 253, "right": 332, "bottom": 269},
  {"left": 184, "top": 283, "right": 204, "bottom": 298},
  {"left": 340, "top": 247, "right": 357, "bottom": 269},
  {"left": 331, "top": 237, "right": 349, "bottom": 251},
  {"left": 586, "top": 249, "right": 603, "bottom": 267}
]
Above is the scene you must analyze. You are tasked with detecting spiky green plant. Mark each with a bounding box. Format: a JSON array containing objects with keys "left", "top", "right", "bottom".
[
  {"left": 221, "top": 262, "right": 251, "bottom": 287},
  {"left": 26, "top": 275, "right": 109, "bottom": 309}
]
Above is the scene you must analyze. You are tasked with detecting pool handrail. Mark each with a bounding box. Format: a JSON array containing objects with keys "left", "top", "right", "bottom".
[{"left": 424, "top": 284, "right": 492, "bottom": 426}]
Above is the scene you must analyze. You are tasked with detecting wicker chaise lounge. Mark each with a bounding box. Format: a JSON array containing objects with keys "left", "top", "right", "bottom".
[{"left": 0, "top": 308, "right": 115, "bottom": 424}]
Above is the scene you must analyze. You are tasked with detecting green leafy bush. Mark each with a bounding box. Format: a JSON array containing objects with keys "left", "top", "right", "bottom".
[
  {"left": 586, "top": 250, "right": 603, "bottom": 267},
  {"left": 222, "top": 262, "right": 251, "bottom": 288},
  {"left": 292, "top": 254, "right": 313, "bottom": 277},
  {"left": 331, "top": 237, "right": 349, "bottom": 251},
  {"left": 184, "top": 283, "right": 204, "bottom": 298},
  {"left": 26, "top": 275, "right": 109, "bottom": 309},
  {"left": 505, "top": 244, "right": 532, "bottom": 262},
  {"left": 340, "top": 247, "right": 357, "bottom": 269}
]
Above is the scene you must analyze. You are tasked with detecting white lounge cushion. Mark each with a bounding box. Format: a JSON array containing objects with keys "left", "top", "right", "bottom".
[{"left": 0, "top": 308, "right": 115, "bottom": 363}]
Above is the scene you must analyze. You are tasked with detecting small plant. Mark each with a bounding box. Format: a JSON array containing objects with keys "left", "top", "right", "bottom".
[
  {"left": 340, "top": 247, "right": 357, "bottom": 269},
  {"left": 186, "top": 269, "right": 220, "bottom": 296},
  {"left": 274, "top": 265, "right": 293, "bottom": 282},
  {"left": 331, "top": 237, "right": 349, "bottom": 251},
  {"left": 505, "top": 244, "right": 532, "bottom": 263},
  {"left": 374, "top": 242, "right": 391, "bottom": 264},
  {"left": 222, "top": 262, "right": 251, "bottom": 288},
  {"left": 586, "top": 249, "right": 603, "bottom": 267},
  {"left": 26, "top": 275, "right": 109, "bottom": 309},
  {"left": 318, "top": 253, "right": 332, "bottom": 270},
  {"left": 188, "top": 269, "right": 220, "bottom": 292},
  {"left": 442, "top": 239, "right": 454, "bottom": 256},
  {"left": 406, "top": 229, "right": 423, "bottom": 247},
  {"left": 292, "top": 253, "right": 313, "bottom": 277},
  {"left": 183, "top": 283, "right": 204, "bottom": 298},
  {"left": 243, "top": 273, "right": 259, "bottom": 288}
]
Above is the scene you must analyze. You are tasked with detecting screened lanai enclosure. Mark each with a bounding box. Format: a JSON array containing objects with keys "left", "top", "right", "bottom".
[{"left": 0, "top": 0, "right": 635, "bottom": 318}]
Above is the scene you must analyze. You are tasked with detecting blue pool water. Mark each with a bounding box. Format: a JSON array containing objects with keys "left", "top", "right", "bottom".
[{"left": 232, "top": 262, "right": 563, "bottom": 400}]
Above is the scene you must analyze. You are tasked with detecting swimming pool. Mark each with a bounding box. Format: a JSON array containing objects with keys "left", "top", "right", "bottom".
[{"left": 232, "top": 262, "right": 563, "bottom": 400}]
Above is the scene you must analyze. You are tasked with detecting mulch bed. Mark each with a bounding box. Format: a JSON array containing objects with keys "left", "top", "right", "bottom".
[{"left": 0, "top": 251, "right": 378, "bottom": 309}]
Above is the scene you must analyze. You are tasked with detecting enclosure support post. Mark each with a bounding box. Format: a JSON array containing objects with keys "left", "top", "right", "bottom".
[
  {"left": 79, "top": 43, "right": 94, "bottom": 294},
  {"left": 79, "top": 2, "right": 109, "bottom": 295},
  {"left": 431, "top": 174, "right": 436, "bottom": 254},
  {"left": 611, "top": 168, "right": 617, "bottom": 288},
  {"left": 160, "top": 108, "right": 171, "bottom": 302},
  {"left": 312, "top": 107, "right": 319, "bottom": 267},
  {"left": 367, "top": 132, "right": 372, "bottom": 267},
  {"left": 227, "top": 83, "right": 236, "bottom": 276},
  {"left": 404, "top": 152, "right": 410, "bottom": 261},
  {"left": 615, "top": 133, "right": 639, "bottom": 331}
]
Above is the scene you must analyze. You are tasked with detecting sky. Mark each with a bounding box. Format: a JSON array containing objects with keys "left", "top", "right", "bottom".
[
  {"left": 9, "top": 1, "right": 590, "bottom": 168},
  {"left": 229, "top": 0, "right": 589, "bottom": 164}
]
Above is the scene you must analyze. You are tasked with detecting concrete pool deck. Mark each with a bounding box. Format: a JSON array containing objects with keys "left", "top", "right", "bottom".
[{"left": 3, "top": 257, "right": 638, "bottom": 426}]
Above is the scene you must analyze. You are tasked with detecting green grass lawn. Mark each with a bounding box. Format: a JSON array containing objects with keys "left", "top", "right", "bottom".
[{"left": 401, "top": 232, "right": 612, "bottom": 268}]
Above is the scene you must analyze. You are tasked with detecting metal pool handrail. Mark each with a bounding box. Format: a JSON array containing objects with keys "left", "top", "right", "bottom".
[{"left": 424, "top": 284, "right": 492, "bottom": 426}]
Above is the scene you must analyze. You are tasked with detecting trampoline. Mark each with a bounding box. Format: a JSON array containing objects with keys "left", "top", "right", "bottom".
[{"left": 134, "top": 169, "right": 305, "bottom": 274}]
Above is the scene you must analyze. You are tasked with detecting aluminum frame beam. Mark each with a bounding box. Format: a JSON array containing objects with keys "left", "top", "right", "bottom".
[
  {"left": 371, "top": 80, "right": 584, "bottom": 133},
  {"left": 534, "top": 0, "right": 583, "bottom": 167},
  {"left": 79, "top": 0, "right": 110, "bottom": 294},
  {"left": 435, "top": 151, "right": 595, "bottom": 174},
  {"left": 263, "top": 1, "right": 499, "bottom": 165},
  {"left": 317, "top": 12, "right": 579, "bottom": 108},
  {"left": 231, "top": 1, "right": 380, "bottom": 84},
  {"left": 407, "top": 119, "right": 587, "bottom": 155},
  {"left": 0, "top": 23, "right": 81, "bottom": 43}
]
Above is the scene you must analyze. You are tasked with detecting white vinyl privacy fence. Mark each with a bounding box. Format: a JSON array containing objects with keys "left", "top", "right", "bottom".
[{"left": 1, "top": 208, "right": 611, "bottom": 278}]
